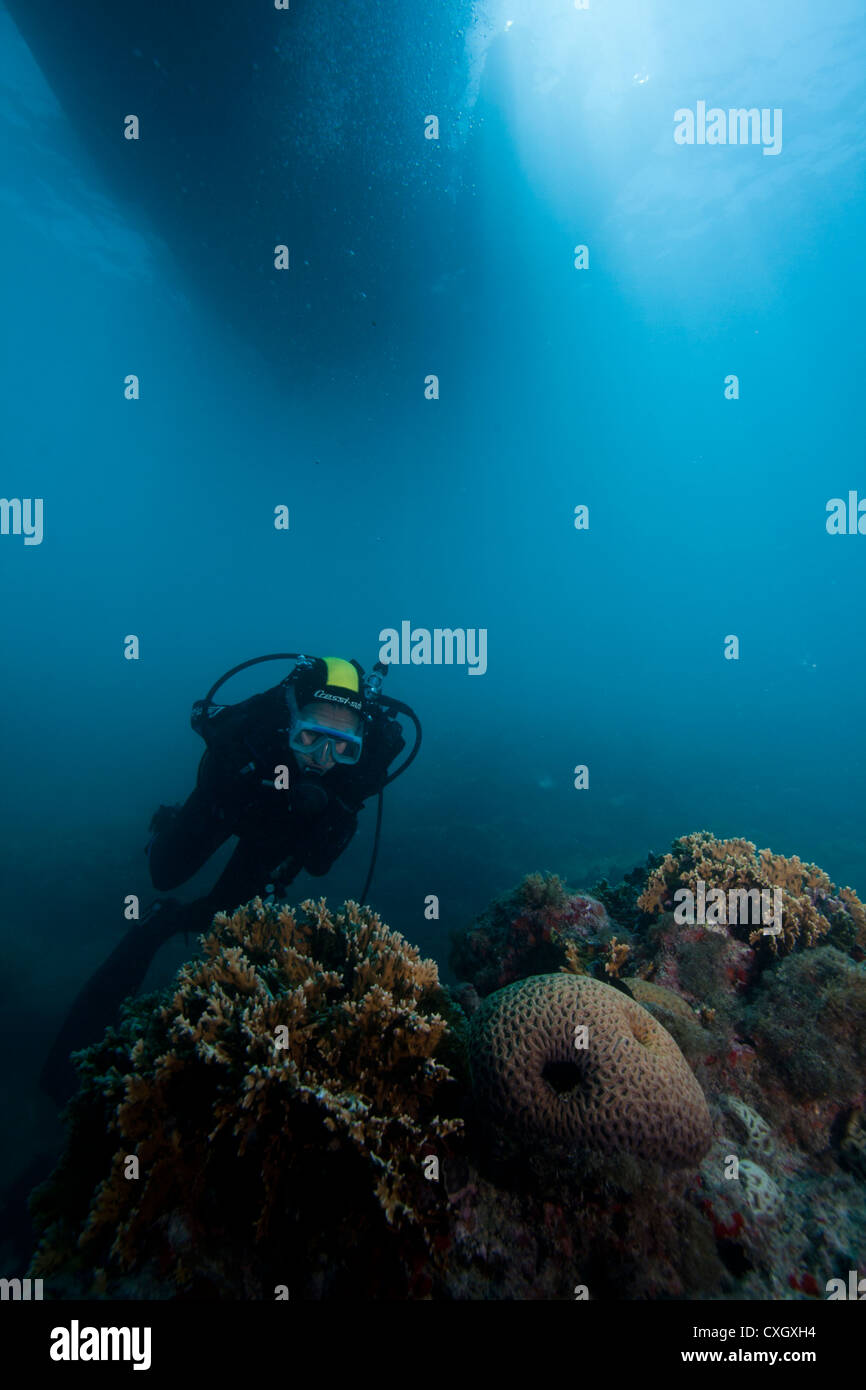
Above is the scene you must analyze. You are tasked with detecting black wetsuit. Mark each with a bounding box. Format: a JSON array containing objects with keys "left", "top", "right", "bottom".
[
  {"left": 40, "top": 682, "right": 404, "bottom": 1104},
  {"left": 148, "top": 680, "right": 402, "bottom": 924}
]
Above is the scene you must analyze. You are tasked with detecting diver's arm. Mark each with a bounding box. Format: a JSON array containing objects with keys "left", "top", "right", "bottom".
[{"left": 303, "top": 798, "right": 359, "bottom": 876}]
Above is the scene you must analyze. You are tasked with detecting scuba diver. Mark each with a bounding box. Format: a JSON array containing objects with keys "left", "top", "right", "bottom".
[{"left": 40, "top": 652, "right": 420, "bottom": 1105}]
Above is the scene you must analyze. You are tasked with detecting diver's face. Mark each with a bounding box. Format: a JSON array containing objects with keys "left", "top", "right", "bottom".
[{"left": 294, "top": 701, "right": 361, "bottom": 774}]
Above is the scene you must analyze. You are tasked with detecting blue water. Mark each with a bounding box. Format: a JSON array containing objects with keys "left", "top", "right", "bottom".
[{"left": 1, "top": 0, "right": 864, "bottom": 1183}]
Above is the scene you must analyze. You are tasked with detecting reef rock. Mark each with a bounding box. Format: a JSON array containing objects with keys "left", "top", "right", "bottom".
[{"left": 450, "top": 872, "right": 616, "bottom": 996}]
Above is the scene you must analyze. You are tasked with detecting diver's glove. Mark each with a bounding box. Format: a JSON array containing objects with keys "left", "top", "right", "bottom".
[{"left": 264, "top": 855, "right": 302, "bottom": 902}]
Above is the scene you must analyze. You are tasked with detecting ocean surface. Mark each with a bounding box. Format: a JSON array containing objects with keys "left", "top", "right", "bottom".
[{"left": 1, "top": 0, "right": 864, "bottom": 1302}]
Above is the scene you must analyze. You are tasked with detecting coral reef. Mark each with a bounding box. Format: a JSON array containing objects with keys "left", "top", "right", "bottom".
[
  {"left": 468, "top": 973, "right": 712, "bottom": 1165},
  {"left": 441, "top": 1151, "right": 724, "bottom": 1299},
  {"left": 499, "top": 844, "right": 866, "bottom": 1301},
  {"left": 638, "top": 913, "right": 758, "bottom": 1033},
  {"left": 744, "top": 947, "right": 866, "bottom": 1121},
  {"left": 637, "top": 831, "right": 866, "bottom": 957},
  {"left": 30, "top": 898, "right": 463, "bottom": 1298},
  {"left": 697, "top": 1138, "right": 789, "bottom": 1282},
  {"left": 591, "top": 860, "right": 659, "bottom": 934},
  {"left": 618, "top": 976, "right": 708, "bottom": 1066},
  {"left": 518, "top": 871, "right": 569, "bottom": 910},
  {"left": 450, "top": 872, "right": 616, "bottom": 996},
  {"left": 28, "top": 836, "right": 866, "bottom": 1302}
]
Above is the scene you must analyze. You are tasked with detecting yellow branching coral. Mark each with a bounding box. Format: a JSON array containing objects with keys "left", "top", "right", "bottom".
[
  {"left": 559, "top": 941, "right": 587, "bottom": 976},
  {"left": 30, "top": 898, "right": 464, "bottom": 1298},
  {"left": 603, "top": 936, "right": 630, "bottom": 978},
  {"left": 637, "top": 831, "right": 866, "bottom": 955}
]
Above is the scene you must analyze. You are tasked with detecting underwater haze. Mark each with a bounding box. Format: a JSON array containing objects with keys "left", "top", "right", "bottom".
[{"left": 1, "top": 0, "right": 865, "bottom": 1306}]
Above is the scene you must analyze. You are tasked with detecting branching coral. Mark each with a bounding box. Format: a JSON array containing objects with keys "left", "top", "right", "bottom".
[
  {"left": 603, "top": 937, "right": 630, "bottom": 978},
  {"left": 30, "top": 898, "right": 464, "bottom": 1298},
  {"left": 560, "top": 941, "right": 587, "bottom": 976},
  {"left": 637, "top": 831, "right": 866, "bottom": 956}
]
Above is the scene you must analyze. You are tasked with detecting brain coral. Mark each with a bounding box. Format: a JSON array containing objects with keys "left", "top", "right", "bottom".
[
  {"left": 735, "top": 1160, "right": 784, "bottom": 1222},
  {"left": 722, "top": 1096, "right": 775, "bottom": 1160},
  {"left": 30, "top": 897, "right": 463, "bottom": 1298},
  {"left": 623, "top": 977, "right": 697, "bottom": 1022},
  {"left": 469, "top": 974, "right": 711, "bottom": 1165}
]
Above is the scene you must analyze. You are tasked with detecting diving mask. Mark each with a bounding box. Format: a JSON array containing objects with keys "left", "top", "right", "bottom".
[{"left": 289, "top": 718, "right": 364, "bottom": 766}]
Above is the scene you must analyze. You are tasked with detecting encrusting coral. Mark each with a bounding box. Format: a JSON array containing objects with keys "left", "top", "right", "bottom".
[
  {"left": 30, "top": 898, "right": 464, "bottom": 1298},
  {"left": 469, "top": 973, "right": 712, "bottom": 1166},
  {"left": 637, "top": 831, "right": 866, "bottom": 957}
]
